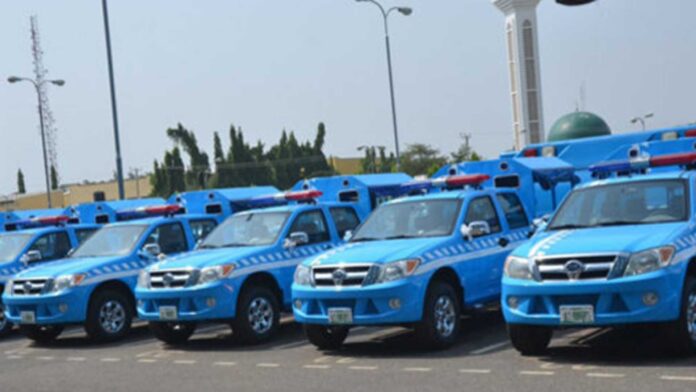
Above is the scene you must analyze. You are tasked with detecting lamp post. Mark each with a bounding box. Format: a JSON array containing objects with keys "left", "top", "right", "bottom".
[
  {"left": 355, "top": 0, "right": 412, "bottom": 171},
  {"left": 630, "top": 113, "right": 654, "bottom": 131},
  {"left": 7, "top": 76, "right": 65, "bottom": 208},
  {"left": 102, "top": 0, "right": 125, "bottom": 200}
]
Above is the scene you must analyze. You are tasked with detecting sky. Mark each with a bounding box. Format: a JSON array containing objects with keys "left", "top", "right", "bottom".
[{"left": 1, "top": 0, "right": 695, "bottom": 195}]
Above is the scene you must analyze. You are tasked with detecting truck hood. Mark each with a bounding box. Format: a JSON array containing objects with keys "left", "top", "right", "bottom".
[
  {"left": 515, "top": 222, "right": 687, "bottom": 258},
  {"left": 150, "top": 246, "right": 269, "bottom": 271},
  {"left": 307, "top": 238, "right": 448, "bottom": 266},
  {"left": 13, "top": 256, "right": 127, "bottom": 279}
]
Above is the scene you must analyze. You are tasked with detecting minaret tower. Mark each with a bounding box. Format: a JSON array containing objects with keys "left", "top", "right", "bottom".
[{"left": 492, "top": 0, "right": 545, "bottom": 150}]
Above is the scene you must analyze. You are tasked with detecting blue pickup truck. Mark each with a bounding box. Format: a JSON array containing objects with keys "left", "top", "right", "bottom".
[
  {"left": 502, "top": 152, "right": 696, "bottom": 356},
  {"left": 2, "top": 205, "right": 221, "bottom": 343},
  {"left": 135, "top": 190, "right": 365, "bottom": 344},
  {"left": 292, "top": 175, "right": 532, "bottom": 349},
  {"left": 0, "top": 216, "right": 99, "bottom": 338}
]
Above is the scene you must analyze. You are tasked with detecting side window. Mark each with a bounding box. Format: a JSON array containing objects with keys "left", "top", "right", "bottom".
[
  {"left": 190, "top": 219, "right": 217, "bottom": 243},
  {"left": 144, "top": 223, "right": 188, "bottom": 254},
  {"left": 465, "top": 197, "right": 502, "bottom": 234},
  {"left": 28, "top": 232, "right": 72, "bottom": 262},
  {"left": 288, "top": 210, "right": 330, "bottom": 245},
  {"left": 329, "top": 207, "right": 361, "bottom": 238},
  {"left": 496, "top": 193, "right": 530, "bottom": 229},
  {"left": 75, "top": 228, "right": 98, "bottom": 244}
]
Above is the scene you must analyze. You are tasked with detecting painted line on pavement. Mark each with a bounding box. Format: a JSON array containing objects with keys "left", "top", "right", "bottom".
[
  {"left": 174, "top": 360, "right": 197, "bottom": 365},
  {"left": 587, "top": 373, "right": 625, "bottom": 379},
  {"left": 469, "top": 341, "right": 509, "bottom": 355},
  {"left": 349, "top": 366, "right": 378, "bottom": 371},
  {"left": 304, "top": 364, "right": 331, "bottom": 369},
  {"left": 520, "top": 371, "right": 554, "bottom": 376},
  {"left": 660, "top": 375, "right": 696, "bottom": 382},
  {"left": 459, "top": 369, "right": 492, "bottom": 374},
  {"left": 66, "top": 357, "right": 86, "bottom": 362},
  {"left": 403, "top": 367, "right": 432, "bottom": 372},
  {"left": 257, "top": 363, "right": 280, "bottom": 368},
  {"left": 213, "top": 361, "right": 237, "bottom": 367}
]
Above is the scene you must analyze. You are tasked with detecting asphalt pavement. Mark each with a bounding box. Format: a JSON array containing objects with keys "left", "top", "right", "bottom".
[{"left": 0, "top": 312, "right": 694, "bottom": 392}]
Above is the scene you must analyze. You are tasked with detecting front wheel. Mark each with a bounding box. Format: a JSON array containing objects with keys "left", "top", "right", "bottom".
[
  {"left": 507, "top": 324, "right": 552, "bottom": 356},
  {"left": 414, "top": 281, "right": 461, "bottom": 349},
  {"left": 232, "top": 286, "right": 280, "bottom": 344},
  {"left": 0, "top": 302, "right": 13, "bottom": 338},
  {"left": 19, "top": 325, "right": 64, "bottom": 344},
  {"left": 304, "top": 325, "right": 349, "bottom": 350},
  {"left": 149, "top": 322, "right": 196, "bottom": 345},
  {"left": 663, "top": 276, "right": 696, "bottom": 356},
  {"left": 85, "top": 290, "right": 133, "bottom": 342}
]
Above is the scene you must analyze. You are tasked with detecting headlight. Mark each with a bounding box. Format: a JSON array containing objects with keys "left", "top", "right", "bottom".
[
  {"left": 4, "top": 281, "right": 13, "bottom": 296},
  {"left": 504, "top": 256, "right": 533, "bottom": 280},
  {"left": 196, "top": 264, "right": 235, "bottom": 285},
  {"left": 624, "top": 246, "right": 675, "bottom": 277},
  {"left": 374, "top": 259, "right": 420, "bottom": 284},
  {"left": 137, "top": 270, "right": 150, "bottom": 288},
  {"left": 48, "top": 274, "right": 86, "bottom": 293},
  {"left": 294, "top": 264, "right": 312, "bottom": 286}
]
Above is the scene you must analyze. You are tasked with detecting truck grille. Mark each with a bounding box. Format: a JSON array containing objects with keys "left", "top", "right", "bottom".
[
  {"left": 149, "top": 269, "right": 196, "bottom": 289},
  {"left": 535, "top": 255, "right": 618, "bottom": 281},
  {"left": 11, "top": 279, "right": 50, "bottom": 295},
  {"left": 312, "top": 265, "right": 374, "bottom": 287}
]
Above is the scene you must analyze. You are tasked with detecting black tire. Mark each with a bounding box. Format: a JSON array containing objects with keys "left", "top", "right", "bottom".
[
  {"left": 85, "top": 289, "right": 133, "bottom": 342},
  {"left": 232, "top": 285, "right": 280, "bottom": 344},
  {"left": 0, "top": 301, "right": 13, "bottom": 338},
  {"left": 414, "top": 281, "right": 461, "bottom": 349},
  {"left": 662, "top": 276, "right": 696, "bottom": 356},
  {"left": 149, "top": 322, "right": 196, "bottom": 345},
  {"left": 19, "top": 325, "right": 64, "bottom": 344},
  {"left": 304, "top": 325, "right": 349, "bottom": 350},
  {"left": 507, "top": 324, "right": 552, "bottom": 356}
]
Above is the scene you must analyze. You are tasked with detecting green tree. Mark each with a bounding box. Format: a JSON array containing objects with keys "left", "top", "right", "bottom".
[
  {"left": 17, "top": 169, "right": 26, "bottom": 194},
  {"left": 167, "top": 123, "right": 210, "bottom": 189},
  {"left": 450, "top": 133, "right": 482, "bottom": 163},
  {"left": 400, "top": 143, "right": 448, "bottom": 177},
  {"left": 50, "top": 165, "right": 59, "bottom": 190}
]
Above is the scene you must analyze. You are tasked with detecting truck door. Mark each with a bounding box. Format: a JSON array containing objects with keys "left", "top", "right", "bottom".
[
  {"left": 142, "top": 222, "right": 189, "bottom": 258},
  {"left": 493, "top": 193, "right": 531, "bottom": 294},
  {"left": 463, "top": 196, "right": 507, "bottom": 301},
  {"left": 26, "top": 230, "right": 72, "bottom": 264},
  {"left": 328, "top": 206, "right": 361, "bottom": 242}
]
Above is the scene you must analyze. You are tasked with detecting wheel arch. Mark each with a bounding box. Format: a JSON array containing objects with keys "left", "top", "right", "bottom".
[
  {"left": 238, "top": 272, "right": 284, "bottom": 307},
  {"left": 87, "top": 279, "right": 136, "bottom": 316},
  {"left": 427, "top": 267, "right": 464, "bottom": 306}
]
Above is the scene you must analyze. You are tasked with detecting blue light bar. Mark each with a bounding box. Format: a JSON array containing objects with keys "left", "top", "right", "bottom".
[
  {"left": 588, "top": 160, "right": 633, "bottom": 174},
  {"left": 399, "top": 180, "right": 433, "bottom": 194}
]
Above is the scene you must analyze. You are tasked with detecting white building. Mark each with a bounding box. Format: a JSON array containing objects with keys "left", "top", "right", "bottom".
[{"left": 492, "top": 0, "right": 545, "bottom": 150}]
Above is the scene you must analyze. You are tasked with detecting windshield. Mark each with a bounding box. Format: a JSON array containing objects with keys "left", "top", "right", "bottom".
[
  {"left": 200, "top": 212, "right": 290, "bottom": 248},
  {"left": 0, "top": 233, "right": 33, "bottom": 263},
  {"left": 352, "top": 199, "right": 461, "bottom": 241},
  {"left": 71, "top": 225, "right": 148, "bottom": 258},
  {"left": 548, "top": 180, "right": 687, "bottom": 230}
]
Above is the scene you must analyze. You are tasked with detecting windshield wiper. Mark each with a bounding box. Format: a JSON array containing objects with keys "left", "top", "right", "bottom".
[
  {"left": 221, "top": 243, "right": 252, "bottom": 248},
  {"left": 384, "top": 235, "right": 417, "bottom": 240},
  {"left": 592, "top": 220, "right": 641, "bottom": 227},
  {"left": 351, "top": 237, "right": 380, "bottom": 242},
  {"left": 547, "top": 224, "right": 589, "bottom": 230},
  {"left": 197, "top": 244, "right": 219, "bottom": 249}
]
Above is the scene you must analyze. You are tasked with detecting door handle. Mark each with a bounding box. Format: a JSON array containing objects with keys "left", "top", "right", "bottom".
[{"left": 498, "top": 237, "right": 509, "bottom": 247}]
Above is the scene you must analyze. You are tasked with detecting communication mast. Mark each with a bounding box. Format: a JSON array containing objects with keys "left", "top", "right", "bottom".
[{"left": 30, "top": 15, "right": 59, "bottom": 187}]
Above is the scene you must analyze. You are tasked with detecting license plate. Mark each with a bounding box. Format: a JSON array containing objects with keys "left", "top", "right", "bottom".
[
  {"left": 20, "top": 311, "right": 36, "bottom": 325},
  {"left": 559, "top": 305, "right": 594, "bottom": 325},
  {"left": 328, "top": 308, "right": 353, "bottom": 325},
  {"left": 159, "top": 306, "right": 178, "bottom": 321}
]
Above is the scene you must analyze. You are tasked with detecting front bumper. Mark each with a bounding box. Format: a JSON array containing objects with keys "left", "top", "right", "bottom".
[
  {"left": 292, "top": 278, "right": 427, "bottom": 326},
  {"left": 136, "top": 280, "right": 238, "bottom": 322},
  {"left": 502, "top": 267, "right": 684, "bottom": 327},
  {"left": 3, "top": 288, "right": 89, "bottom": 325}
]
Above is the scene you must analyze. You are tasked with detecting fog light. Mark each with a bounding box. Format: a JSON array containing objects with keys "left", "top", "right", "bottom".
[
  {"left": 137, "top": 300, "right": 144, "bottom": 308},
  {"left": 507, "top": 296, "right": 519, "bottom": 309},
  {"left": 642, "top": 292, "right": 659, "bottom": 306},
  {"left": 58, "top": 303, "right": 68, "bottom": 313},
  {"left": 294, "top": 300, "right": 302, "bottom": 310},
  {"left": 388, "top": 298, "right": 401, "bottom": 310},
  {"left": 206, "top": 297, "right": 216, "bottom": 308}
]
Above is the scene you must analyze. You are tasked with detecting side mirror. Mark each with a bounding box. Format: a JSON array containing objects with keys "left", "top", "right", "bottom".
[
  {"left": 529, "top": 214, "right": 551, "bottom": 236},
  {"left": 195, "top": 239, "right": 203, "bottom": 250},
  {"left": 67, "top": 248, "right": 76, "bottom": 257},
  {"left": 343, "top": 230, "right": 353, "bottom": 242},
  {"left": 20, "top": 250, "right": 42, "bottom": 266},
  {"left": 284, "top": 232, "right": 309, "bottom": 249},
  {"left": 141, "top": 243, "right": 162, "bottom": 258},
  {"left": 460, "top": 221, "right": 490, "bottom": 241}
]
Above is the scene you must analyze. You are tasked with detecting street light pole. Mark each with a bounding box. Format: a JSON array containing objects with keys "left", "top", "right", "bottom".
[
  {"left": 7, "top": 76, "right": 64, "bottom": 208},
  {"left": 102, "top": 0, "right": 125, "bottom": 200},
  {"left": 356, "top": 0, "right": 412, "bottom": 171},
  {"left": 630, "top": 113, "right": 654, "bottom": 131}
]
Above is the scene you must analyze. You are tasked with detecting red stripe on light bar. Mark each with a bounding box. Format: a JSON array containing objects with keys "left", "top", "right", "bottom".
[
  {"left": 649, "top": 152, "right": 696, "bottom": 167},
  {"left": 144, "top": 204, "right": 182, "bottom": 215},
  {"left": 684, "top": 129, "right": 696, "bottom": 138},
  {"left": 284, "top": 190, "right": 323, "bottom": 201},
  {"left": 523, "top": 149, "right": 538, "bottom": 157},
  {"left": 33, "top": 215, "right": 70, "bottom": 225},
  {"left": 445, "top": 174, "right": 490, "bottom": 187}
]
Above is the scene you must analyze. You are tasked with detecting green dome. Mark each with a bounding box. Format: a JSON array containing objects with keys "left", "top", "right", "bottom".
[{"left": 547, "top": 111, "right": 611, "bottom": 142}]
